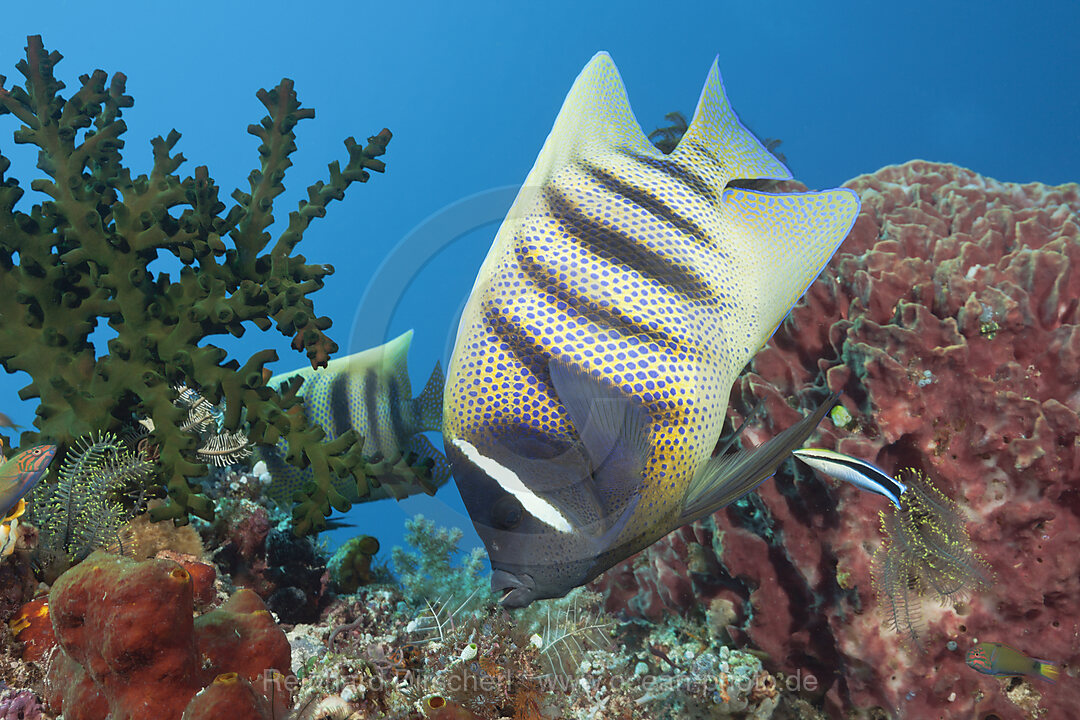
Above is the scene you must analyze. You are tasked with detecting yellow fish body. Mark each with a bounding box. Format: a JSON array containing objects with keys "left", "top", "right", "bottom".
[
  {"left": 0, "top": 498, "right": 27, "bottom": 558},
  {"left": 444, "top": 53, "right": 857, "bottom": 606}
]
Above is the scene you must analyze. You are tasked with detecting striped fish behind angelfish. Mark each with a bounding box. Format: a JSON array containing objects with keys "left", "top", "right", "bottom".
[
  {"left": 443, "top": 52, "right": 859, "bottom": 607},
  {"left": 259, "top": 330, "right": 449, "bottom": 506}
]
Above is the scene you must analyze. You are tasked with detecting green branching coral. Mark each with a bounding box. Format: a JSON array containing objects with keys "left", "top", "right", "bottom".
[
  {"left": 0, "top": 36, "right": 428, "bottom": 533},
  {"left": 327, "top": 534, "right": 382, "bottom": 593}
]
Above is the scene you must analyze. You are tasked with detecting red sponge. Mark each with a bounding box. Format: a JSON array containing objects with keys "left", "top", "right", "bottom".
[{"left": 46, "top": 552, "right": 291, "bottom": 720}]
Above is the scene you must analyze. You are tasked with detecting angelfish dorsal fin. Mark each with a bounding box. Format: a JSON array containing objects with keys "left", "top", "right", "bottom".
[
  {"left": 522, "top": 52, "right": 660, "bottom": 191},
  {"left": 671, "top": 57, "right": 791, "bottom": 182},
  {"left": 467, "top": 53, "right": 662, "bottom": 301},
  {"left": 379, "top": 329, "right": 415, "bottom": 388},
  {"left": 413, "top": 361, "right": 444, "bottom": 433}
]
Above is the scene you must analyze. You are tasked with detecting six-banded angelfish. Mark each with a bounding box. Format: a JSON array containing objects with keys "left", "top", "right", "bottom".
[
  {"left": 258, "top": 330, "right": 450, "bottom": 506},
  {"left": 792, "top": 447, "right": 907, "bottom": 507},
  {"left": 966, "top": 642, "right": 1060, "bottom": 684},
  {"left": 443, "top": 52, "right": 859, "bottom": 607}
]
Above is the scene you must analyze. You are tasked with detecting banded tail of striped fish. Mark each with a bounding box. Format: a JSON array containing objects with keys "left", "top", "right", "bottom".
[
  {"left": 444, "top": 52, "right": 859, "bottom": 607},
  {"left": 259, "top": 330, "right": 450, "bottom": 506}
]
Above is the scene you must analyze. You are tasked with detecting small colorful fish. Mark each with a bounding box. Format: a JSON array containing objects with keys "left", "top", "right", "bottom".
[
  {"left": 0, "top": 443, "right": 57, "bottom": 559},
  {"left": 792, "top": 447, "right": 907, "bottom": 507},
  {"left": 966, "top": 642, "right": 1060, "bottom": 684},
  {"left": 0, "top": 443, "right": 57, "bottom": 519}
]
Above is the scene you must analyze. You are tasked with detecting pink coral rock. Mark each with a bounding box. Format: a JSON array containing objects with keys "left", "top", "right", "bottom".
[
  {"left": 593, "top": 161, "right": 1080, "bottom": 720},
  {"left": 0, "top": 689, "right": 43, "bottom": 720}
]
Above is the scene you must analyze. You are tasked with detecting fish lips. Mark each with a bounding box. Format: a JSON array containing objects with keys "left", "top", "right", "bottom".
[{"left": 491, "top": 569, "right": 536, "bottom": 608}]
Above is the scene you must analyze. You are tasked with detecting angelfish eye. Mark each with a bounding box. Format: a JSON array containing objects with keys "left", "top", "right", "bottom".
[{"left": 492, "top": 495, "right": 524, "bottom": 530}]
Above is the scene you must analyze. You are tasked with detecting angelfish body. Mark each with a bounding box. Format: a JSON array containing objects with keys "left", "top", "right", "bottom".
[
  {"left": 258, "top": 330, "right": 449, "bottom": 505},
  {"left": 443, "top": 52, "right": 858, "bottom": 606},
  {"left": 966, "top": 642, "right": 1060, "bottom": 684}
]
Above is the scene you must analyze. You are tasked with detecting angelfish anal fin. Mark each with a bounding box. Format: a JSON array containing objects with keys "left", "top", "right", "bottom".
[{"left": 678, "top": 393, "right": 840, "bottom": 526}]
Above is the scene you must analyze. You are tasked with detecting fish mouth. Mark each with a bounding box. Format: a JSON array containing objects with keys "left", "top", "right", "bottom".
[{"left": 491, "top": 569, "right": 535, "bottom": 608}]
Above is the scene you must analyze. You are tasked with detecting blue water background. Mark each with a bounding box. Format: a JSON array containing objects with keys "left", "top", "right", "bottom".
[{"left": 1, "top": 0, "right": 1078, "bottom": 558}]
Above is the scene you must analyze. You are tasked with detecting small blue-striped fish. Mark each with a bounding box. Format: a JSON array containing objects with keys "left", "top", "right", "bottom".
[
  {"left": 0, "top": 444, "right": 56, "bottom": 519},
  {"left": 966, "top": 642, "right": 1060, "bottom": 684},
  {"left": 792, "top": 447, "right": 907, "bottom": 507},
  {"left": 443, "top": 52, "right": 859, "bottom": 607},
  {"left": 258, "top": 330, "right": 449, "bottom": 505},
  {"left": 0, "top": 444, "right": 57, "bottom": 558}
]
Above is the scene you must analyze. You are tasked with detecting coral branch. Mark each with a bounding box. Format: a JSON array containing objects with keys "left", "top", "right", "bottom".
[{"left": 0, "top": 35, "right": 395, "bottom": 528}]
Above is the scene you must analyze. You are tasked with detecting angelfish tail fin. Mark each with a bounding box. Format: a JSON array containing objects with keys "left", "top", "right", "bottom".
[
  {"left": 717, "top": 187, "right": 859, "bottom": 371},
  {"left": 679, "top": 393, "right": 839, "bottom": 525},
  {"left": 415, "top": 361, "right": 445, "bottom": 432}
]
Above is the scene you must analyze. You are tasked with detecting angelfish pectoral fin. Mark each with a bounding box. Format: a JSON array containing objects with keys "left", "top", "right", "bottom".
[
  {"left": 548, "top": 359, "right": 652, "bottom": 516},
  {"left": 714, "top": 400, "right": 763, "bottom": 458},
  {"left": 603, "top": 492, "right": 640, "bottom": 541},
  {"left": 678, "top": 393, "right": 840, "bottom": 526},
  {"left": 585, "top": 493, "right": 641, "bottom": 559}
]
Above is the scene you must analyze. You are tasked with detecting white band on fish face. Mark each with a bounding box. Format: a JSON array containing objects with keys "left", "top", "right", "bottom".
[{"left": 452, "top": 438, "right": 574, "bottom": 533}]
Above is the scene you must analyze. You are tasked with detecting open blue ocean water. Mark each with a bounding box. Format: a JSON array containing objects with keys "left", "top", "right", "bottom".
[{"left": 1, "top": 0, "right": 1077, "bottom": 563}]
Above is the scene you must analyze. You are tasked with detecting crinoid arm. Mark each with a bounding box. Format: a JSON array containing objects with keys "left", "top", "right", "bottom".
[
  {"left": 872, "top": 512, "right": 926, "bottom": 652},
  {"left": 893, "top": 469, "right": 992, "bottom": 602},
  {"left": 533, "top": 591, "right": 613, "bottom": 680},
  {"left": 870, "top": 468, "right": 992, "bottom": 650}
]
